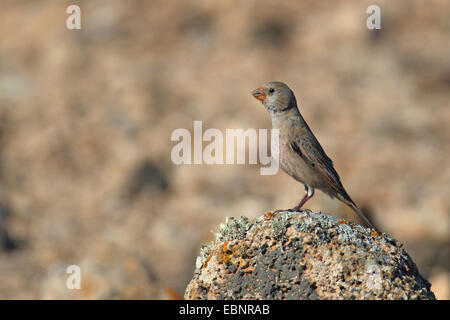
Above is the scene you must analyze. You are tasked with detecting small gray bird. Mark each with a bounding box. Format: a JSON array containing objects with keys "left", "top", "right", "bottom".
[{"left": 252, "top": 81, "right": 375, "bottom": 229}]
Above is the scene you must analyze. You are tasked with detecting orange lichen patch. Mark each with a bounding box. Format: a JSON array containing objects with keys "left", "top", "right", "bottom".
[
  {"left": 338, "top": 219, "right": 347, "bottom": 225},
  {"left": 202, "top": 251, "right": 214, "bottom": 269},
  {"left": 216, "top": 241, "right": 232, "bottom": 265},
  {"left": 215, "top": 241, "right": 249, "bottom": 268},
  {"left": 217, "top": 251, "right": 232, "bottom": 265},
  {"left": 371, "top": 230, "right": 380, "bottom": 237},
  {"left": 264, "top": 211, "right": 279, "bottom": 220},
  {"left": 264, "top": 211, "right": 273, "bottom": 220}
]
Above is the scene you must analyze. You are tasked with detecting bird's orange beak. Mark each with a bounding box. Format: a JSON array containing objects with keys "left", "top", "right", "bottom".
[{"left": 251, "top": 87, "right": 266, "bottom": 101}]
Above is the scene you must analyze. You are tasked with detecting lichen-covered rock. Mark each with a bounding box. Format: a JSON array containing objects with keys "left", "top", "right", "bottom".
[{"left": 185, "top": 210, "right": 435, "bottom": 300}]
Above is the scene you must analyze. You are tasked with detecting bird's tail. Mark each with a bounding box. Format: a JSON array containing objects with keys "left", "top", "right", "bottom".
[{"left": 336, "top": 192, "right": 375, "bottom": 230}]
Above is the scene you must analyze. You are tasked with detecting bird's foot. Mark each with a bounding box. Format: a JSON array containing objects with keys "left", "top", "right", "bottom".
[
  {"left": 272, "top": 209, "right": 293, "bottom": 214},
  {"left": 290, "top": 205, "right": 303, "bottom": 212}
]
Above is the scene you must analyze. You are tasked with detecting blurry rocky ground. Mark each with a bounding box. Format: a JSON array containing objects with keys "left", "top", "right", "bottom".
[{"left": 0, "top": 0, "right": 448, "bottom": 299}]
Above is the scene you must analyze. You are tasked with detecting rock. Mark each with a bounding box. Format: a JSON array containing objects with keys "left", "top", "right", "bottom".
[{"left": 184, "top": 211, "right": 435, "bottom": 300}]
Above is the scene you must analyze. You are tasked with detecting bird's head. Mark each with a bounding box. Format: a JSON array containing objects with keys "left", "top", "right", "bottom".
[{"left": 251, "top": 81, "right": 297, "bottom": 116}]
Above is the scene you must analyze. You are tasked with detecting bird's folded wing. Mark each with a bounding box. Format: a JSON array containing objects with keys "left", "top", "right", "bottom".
[{"left": 290, "top": 126, "right": 345, "bottom": 195}]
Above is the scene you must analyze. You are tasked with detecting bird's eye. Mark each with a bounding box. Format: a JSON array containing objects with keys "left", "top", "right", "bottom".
[{"left": 269, "top": 88, "right": 275, "bottom": 93}]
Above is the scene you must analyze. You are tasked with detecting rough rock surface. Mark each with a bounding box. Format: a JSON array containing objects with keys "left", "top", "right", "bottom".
[{"left": 185, "top": 210, "right": 435, "bottom": 300}]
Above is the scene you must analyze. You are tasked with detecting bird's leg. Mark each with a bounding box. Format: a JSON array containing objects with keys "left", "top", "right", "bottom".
[{"left": 292, "top": 185, "right": 314, "bottom": 211}]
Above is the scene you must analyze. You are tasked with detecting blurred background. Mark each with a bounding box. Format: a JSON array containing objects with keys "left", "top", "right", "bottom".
[{"left": 0, "top": 0, "right": 448, "bottom": 299}]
